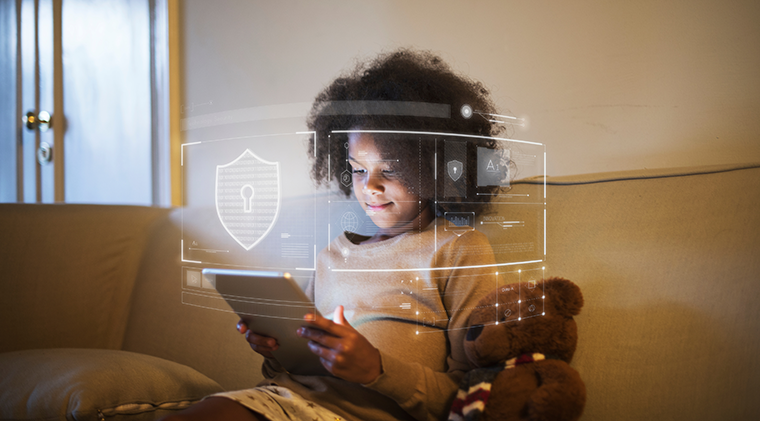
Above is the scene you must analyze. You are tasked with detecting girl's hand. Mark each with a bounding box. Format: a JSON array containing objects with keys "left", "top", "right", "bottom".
[
  {"left": 297, "top": 305, "right": 382, "bottom": 384},
  {"left": 236, "top": 319, "right": 278, "bottom": 359}
]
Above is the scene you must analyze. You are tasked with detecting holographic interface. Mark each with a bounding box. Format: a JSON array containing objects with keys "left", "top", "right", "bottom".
[{"left": 180, "top": 107, "right": 547, "bottom": 333}]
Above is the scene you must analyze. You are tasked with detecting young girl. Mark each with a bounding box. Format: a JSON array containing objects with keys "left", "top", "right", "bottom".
[{"left": 165, "top": 49, "right": 507, "bottom": 421}]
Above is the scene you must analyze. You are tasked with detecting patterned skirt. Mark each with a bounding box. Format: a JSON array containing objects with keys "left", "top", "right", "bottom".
[{"left": 212, "top": 385, "right": 345, "bottom": 421}]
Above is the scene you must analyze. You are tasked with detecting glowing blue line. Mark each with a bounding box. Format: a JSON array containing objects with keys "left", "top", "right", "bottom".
[
  {"left": 488, "top": 119, "right": 526, "bottom": 127},
  {"left": 296, "top": 131, "right": 317, "bottom": 156},
  {"left": 182, "top": 132, "right": 307, "bottom": 147},
  {"left": 331, "top": 129, "right": 542, "bottom": 146},
  {"left": 179, "top": 142, "right": 200, "bottom": 166},
  {"left": 180, "top": 240, "right": 201, "bottom": 263},
  {"left": 476, "top": 111, "right": 520, "bottom": 120},
  {"left": 331, "top": 259, "right": 543, "bottom": 273}
]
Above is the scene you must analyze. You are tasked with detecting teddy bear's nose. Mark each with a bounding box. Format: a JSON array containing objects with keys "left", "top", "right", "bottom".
[{"left": 466, "top": 324, "right": 484, "bottom": 341}]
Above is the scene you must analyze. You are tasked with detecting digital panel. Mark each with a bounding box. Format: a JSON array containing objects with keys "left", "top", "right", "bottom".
[
  {"left": 179, "top": 125, "right": 546, "bottom": 336},
  {"left": 181, "top": 132, "right": 318, "bottom": 272}
]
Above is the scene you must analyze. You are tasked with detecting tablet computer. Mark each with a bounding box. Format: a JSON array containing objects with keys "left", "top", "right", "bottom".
[{"left": 201, "top": 268, "right": 330, "bottom": 376}]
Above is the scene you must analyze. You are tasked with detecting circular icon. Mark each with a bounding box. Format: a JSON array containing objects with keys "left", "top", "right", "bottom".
[
  {"left": 504, "top": 309, "right": 512, "bottom": 318},
  {"left": 528, "top": 304, "right": 536, "bottom": 313},
  {"left": 340, "top": 170, "right": 352, "bottom": 187},
  {"left": 461, "top": 104, "right": 473, "bottom": 119},
  {"left": 340, "top": 211, "right": 359, "bottom": 233}
]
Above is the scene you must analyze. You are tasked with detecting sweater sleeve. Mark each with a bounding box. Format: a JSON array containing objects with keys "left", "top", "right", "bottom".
[
  {"left": 363, "top": 351, "right": 464, "bottom": 421},
  {"left": 261, "top": 357, "right": 286, "bottom": 379},
  {"left": 363, "top": 232, "right": 497, "bottom": 421}
]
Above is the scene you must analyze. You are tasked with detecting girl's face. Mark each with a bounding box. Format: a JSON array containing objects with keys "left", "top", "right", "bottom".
[{"left": 348, "top": 132, "right": 433, "bottom": 239}]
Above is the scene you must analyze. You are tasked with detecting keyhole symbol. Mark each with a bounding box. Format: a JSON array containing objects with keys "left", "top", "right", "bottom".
[{"left": 241, "top": 184, "right": 254, "bottom": 213}]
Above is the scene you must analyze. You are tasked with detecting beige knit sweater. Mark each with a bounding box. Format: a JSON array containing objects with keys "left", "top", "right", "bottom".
[{"left": 259, "top": 219, "right": 497, "bottom": 421}]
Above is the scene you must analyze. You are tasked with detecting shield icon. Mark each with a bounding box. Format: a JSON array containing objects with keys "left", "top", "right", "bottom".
[
  {"left": 215, "top": 149, "right": 280, "bottom": 251},
  {"left": 447, "top": 160, "right": 463, "bottom": 182}
]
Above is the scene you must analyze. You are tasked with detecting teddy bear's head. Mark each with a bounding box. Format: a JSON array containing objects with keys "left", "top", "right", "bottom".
[{"left": 464, "top": 277, "right": 583, "bottom": 367}]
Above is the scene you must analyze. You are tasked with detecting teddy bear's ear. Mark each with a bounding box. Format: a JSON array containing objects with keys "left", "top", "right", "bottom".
[{"left": 544, "top": 277, "right": 584, "bottom": 316}]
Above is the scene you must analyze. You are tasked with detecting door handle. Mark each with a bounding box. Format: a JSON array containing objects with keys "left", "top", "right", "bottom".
[{"left": 23, "top": 110, "right": 52, "bottom": 132}]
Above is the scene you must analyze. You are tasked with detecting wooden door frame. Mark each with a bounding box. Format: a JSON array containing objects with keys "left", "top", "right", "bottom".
[
  {"left": 151, "top": 0, "right": 170, "bottom": 207},
  {"left": 52, "top": 0, "right": 63, "bottom": 202},
  {"left": 152, "top": 0, "right": 182, "bottom": 207}
]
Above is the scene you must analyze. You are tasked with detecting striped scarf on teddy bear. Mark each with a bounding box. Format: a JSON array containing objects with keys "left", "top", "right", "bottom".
[{"left": 448, "top": 353, "right": 546, "bottom": 421}]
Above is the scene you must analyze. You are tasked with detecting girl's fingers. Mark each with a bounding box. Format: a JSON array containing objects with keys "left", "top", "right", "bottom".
[
  {"left": 238, "top": 319, "right": 278, "bottom": 349},
  {"left": 298, "top": 326, "right": 342, "bottom": 350},
  {"left": 236, "top": 320, "right": 248, "bottom": 334},
  {"left": 246, "top": 334, "right": 277, "bottom": 359},
  {"left": 333, "top": 305, "right": 351, "bottom": 327},
  {"left": 302, "top": 312, "right": 352, "bottom": 337},
  {"left": 245, "top": 330, "right": 278, "bottom": 348},
  {"left": 307, "top": 339, "right": 337, "bottom": 360},
  {"left": 308, "top": 339, "right": 349, "bottom": 375}
]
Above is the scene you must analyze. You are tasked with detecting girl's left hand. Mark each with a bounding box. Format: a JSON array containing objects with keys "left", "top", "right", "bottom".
[{"left": 297, "top": 305, "right": 382, "bottom": 384}]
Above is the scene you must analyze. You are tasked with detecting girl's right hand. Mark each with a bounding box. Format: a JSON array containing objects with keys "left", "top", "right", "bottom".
[{"left": 237, "top": 319, "right": 278, "bottom": 359}]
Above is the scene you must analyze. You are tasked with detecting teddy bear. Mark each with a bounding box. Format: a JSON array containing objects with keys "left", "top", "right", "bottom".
[{"left": 449, "top": 277, "right": 586, "bottom": 421}]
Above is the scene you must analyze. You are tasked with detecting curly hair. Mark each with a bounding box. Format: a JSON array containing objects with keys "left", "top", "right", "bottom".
[{"left": 307, "top": 48, "right": 509, "bottom": 215}]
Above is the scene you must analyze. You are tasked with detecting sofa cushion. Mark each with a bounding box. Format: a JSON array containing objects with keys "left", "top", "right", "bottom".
[{"left": 0, "top": 348, "right": 224, "bottom": 421}]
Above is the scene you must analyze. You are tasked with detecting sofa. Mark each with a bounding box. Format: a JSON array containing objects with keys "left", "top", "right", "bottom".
[{"left": 1, "top": 163, "right": 759, "bottom": 420}]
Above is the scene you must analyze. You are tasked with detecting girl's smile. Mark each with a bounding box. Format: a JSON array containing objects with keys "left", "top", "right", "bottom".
[{"left": 365, "top": 202, "right": 391, "bottom": 212}]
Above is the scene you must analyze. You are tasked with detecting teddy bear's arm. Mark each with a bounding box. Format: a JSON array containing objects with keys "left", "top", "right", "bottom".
[{"left": 526, "top": 360, "right": 586, "bottom": 421}]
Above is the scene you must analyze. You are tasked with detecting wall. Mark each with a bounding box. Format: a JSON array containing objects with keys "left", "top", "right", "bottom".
[{"left": 179, "top": 0, "right": 760, "bottom": 177}]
